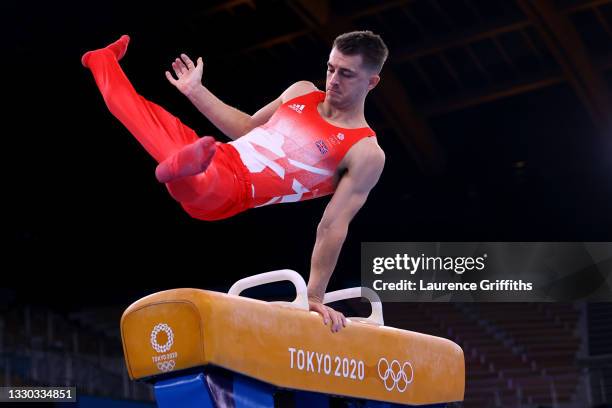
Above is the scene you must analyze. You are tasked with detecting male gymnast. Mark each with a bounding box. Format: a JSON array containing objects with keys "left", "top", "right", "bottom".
[{"left": 81, "top": 30, "right": 388, "bottom": 333}]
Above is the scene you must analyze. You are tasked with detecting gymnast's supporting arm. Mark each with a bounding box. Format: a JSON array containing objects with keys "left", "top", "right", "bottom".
[
  {"left": 307, "top": 145, "right": 385, "bottom": 332},
  {"left": 165, "top": 53, "right": 310, "bottom": 140}
]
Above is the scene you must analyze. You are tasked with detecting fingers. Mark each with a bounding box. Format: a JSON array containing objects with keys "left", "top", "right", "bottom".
[
  {"left": 165, "top": 71, "right": 177, "bottom": 86},
  {"left": 331, "top": 310, "right": 346, "bottom": 333},
  {"left": 171, "top": 54, "right": 201, "bottom": 80},
  {"left": 180, "top": 53, "right": 195, "bottom": 69},
  {"left": 177, "top": 57, "right": 188, "bottom": 72},
  {"left": 309, "top": 301, "right": 346, "bottom": 333},
  {"left": 319, "top": 305, "right": 331, "bottom": 326},
  {"left": 329, "top": 309, "right": 342, "bottom": 333},
  {"left": 173, "top": 59, "right": 187, "bottom": 77},
  {"left": 337, "top": 311, "right": 346, "bottom": 329},
  {"left": 171, "top": 62, "right": 181, "bottom": 78}
]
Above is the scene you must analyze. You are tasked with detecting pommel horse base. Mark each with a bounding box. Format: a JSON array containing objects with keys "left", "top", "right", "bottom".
[{"left": 120, "top": 270, "right": 465, "bottom": 407}]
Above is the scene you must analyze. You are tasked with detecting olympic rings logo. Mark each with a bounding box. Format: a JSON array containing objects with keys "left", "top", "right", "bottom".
[
  {"left": 377, "top": 358, "right": 414, "bottom": 392},
  {"left": 150, "top": 323, "right": 174, "bottom": 353},
  {"left": 157, "top": 360, "right": 176, "bottom": 372}
]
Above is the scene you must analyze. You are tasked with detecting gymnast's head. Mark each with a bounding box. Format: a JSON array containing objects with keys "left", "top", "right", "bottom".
[{"left": 326, "top": 30, "right": 388, "bottom": 107}]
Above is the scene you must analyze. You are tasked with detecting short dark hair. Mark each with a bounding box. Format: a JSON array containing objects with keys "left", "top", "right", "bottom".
[{"left": 333, "top": 30, "right": 388, "bottom": 73}]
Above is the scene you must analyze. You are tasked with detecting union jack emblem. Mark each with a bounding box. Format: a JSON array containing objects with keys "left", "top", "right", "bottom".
[{"left": 315, "top": 140, "right": 329, "bottom": 154}]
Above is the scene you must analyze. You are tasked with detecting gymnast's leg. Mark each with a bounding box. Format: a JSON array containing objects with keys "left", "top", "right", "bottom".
[
  {"left": 82, "top": 36, "right": 248, "bottom": 219},
  {"left": 81, "top": 35, "right": 215, "bottom": 165}
]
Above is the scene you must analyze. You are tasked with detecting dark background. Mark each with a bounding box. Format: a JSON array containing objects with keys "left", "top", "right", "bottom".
[
  {"left": 5, "top": 0, "right": 612, "bottom": 308},
  {"left": 3, "top": 2, "right": 612, "bottom": 407}
]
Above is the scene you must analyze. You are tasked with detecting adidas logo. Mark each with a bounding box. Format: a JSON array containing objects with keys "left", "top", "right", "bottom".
[{"left": 288, "top": 104, "right": 305, "bottom": 114}]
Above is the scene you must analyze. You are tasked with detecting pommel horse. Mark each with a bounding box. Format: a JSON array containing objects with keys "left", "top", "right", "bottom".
[{"left": 120, "top": 270, "right": 465, "bottom": 407}]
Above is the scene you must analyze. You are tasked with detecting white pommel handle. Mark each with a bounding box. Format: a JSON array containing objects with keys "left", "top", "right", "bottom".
[
  {"left": 228, "top": 269, "right": 309, "bottom": 310},
  {"left": 323, "top": 287, "right": 384, "bottom": 326}
]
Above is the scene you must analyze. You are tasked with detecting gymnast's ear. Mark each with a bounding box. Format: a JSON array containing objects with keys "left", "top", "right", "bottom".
[{"left": 367, "top": 74, "right": 380, "bottom": 91}]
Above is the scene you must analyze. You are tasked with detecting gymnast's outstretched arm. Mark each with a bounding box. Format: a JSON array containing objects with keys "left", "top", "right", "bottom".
[
  {"left": 307, "top": 145, "right": 385, "bottom": 333},
  {"left": 166, "top": 54, "right": 303, "bottom": 140}
]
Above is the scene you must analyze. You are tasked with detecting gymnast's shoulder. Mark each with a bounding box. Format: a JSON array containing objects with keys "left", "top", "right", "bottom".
[{"left": 281, "top": 81, "right": 319, "bottom": 102}]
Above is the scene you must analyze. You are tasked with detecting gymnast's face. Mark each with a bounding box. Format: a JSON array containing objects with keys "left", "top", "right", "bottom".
[{"left": 325, "top": 48, "right": 380, "bottom": 108}]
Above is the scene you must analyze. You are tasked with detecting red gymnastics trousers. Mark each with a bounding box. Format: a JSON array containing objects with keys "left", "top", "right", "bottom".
[{"left": 83, "top": 44, "right": 253, "bottom": 221}]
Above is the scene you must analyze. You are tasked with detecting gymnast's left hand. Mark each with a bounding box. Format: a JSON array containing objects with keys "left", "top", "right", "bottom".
[
  {"left": 309, "top": 299, "right": 347, "bottom": 333},
  {"left": 165, "top": 53, "right": 204, "bottom": 98}
]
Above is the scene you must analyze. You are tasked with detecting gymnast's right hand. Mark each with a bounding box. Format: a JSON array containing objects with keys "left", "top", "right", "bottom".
[
  {"left": 165, "top": 53, "right": 204, "bottom": 97},
  {"left": 309, "top": 299, "right": 347, "bottom": 333}
]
